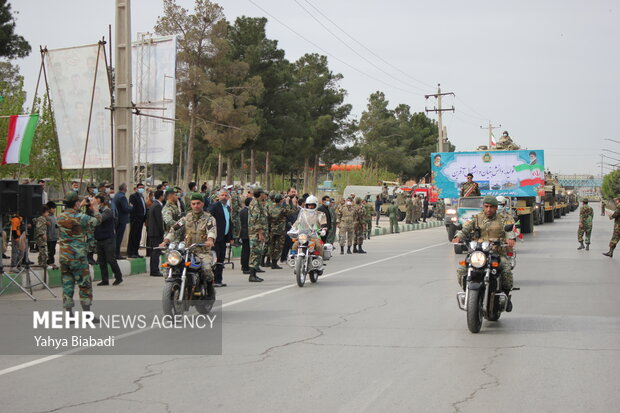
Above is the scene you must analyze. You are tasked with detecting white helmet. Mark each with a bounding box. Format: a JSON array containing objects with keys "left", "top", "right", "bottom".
[
  {"left": 496, "top": 196, "right": 507, "bottom": 206},
  {"left": 305, "top": 195, "right": 318, "bottom": 206}
]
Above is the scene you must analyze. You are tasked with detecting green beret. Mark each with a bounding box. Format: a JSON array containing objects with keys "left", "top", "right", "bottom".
[
  {"left": 165, "top": 187, "right": 176, "bottom": 195},
  {"left": 190, "top": 192, "right": 204, "bottom": 202},
  {"left": 65, "top": 191, "right": 79, "bottom": 203},
  {"left": 482, "top": 195, "right": 498, "bottom": 206}
]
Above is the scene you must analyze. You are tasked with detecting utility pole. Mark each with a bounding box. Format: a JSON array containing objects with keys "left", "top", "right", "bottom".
[
  {"left": 114, "top": 0, "right": 134, "bottom": 189},
  {"left": 480, "top": 121, "right": 501, "bottom": 150},
  {"left": 425, "top": 84, "right": 455, "bottom": 152}
]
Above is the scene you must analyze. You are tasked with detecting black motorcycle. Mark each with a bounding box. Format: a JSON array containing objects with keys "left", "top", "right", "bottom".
[
  {"left": 456, "top": 225, "right": 517, "bottom": 333},
  {"left": 159, "top": 242, "right": 215, "bottom": 316}
]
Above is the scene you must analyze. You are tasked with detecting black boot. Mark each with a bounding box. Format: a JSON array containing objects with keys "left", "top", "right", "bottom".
[
  {"left": 506, "top": 295, "right": 513, "bottom": 312},
  {"left": 585, "top": 244, "right": 590, "bottom": 251},
  {"left": 260, "top": 256, "right": 266, "bottom": 267},
  {"left": 248, "top": 269, "right": 263, "bottom": 282},
  {"left": 255, "top": 266, "right": 265, "bottom": 273},
  {"left": 340, "top": 246, "right": 344, "bottom": 255},
  {"left": 271, "top": 261, "right": 283, "bottom": 270},
  {"left": 347, "top": 246, "right": 352, "bottom": 254},
  {"left": 265, "top": 257, "right": 271, "bottom": 266},
  {"left": 603, "top": 246, "right": 615, "bottom": 257},
  {"left": 81, "top": 304, "right": 100, "bottom": 323},
  {"left": 353, "top": 245, "right": 358, "bottom": 253},
  {"left": 577, "top": 241, "right": 585, "bottom": 250},
  {"left": 87, "top": 252, "right": 97, "bottom": 266},
  {"left": 358, "top": 246, "right": 367, "bottom": 254}
]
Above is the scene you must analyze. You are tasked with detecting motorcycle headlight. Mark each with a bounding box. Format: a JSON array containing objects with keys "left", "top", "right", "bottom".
[
  {"left": 167, "top": 250, "right": 183, "bottom": 266},
  {"left": 470, "top": 251, "right": 487, "bottom": 268},
  {"left": 299, "top": 233, "right": 308, "bottom": 243}
]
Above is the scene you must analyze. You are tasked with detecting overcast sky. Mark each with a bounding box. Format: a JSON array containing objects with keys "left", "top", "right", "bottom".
[{"left": 11, "top": 0, "right": 620, "bottom": 176}]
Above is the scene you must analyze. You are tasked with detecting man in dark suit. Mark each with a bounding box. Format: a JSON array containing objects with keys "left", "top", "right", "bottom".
[
  {"left": 207, "top": 189, "right": 233, "bottom": 287},
  {"left": 127, "top": 183, "right": 147, "bottom": 258},
  {"left": 112, "top": 183, "right": 131, "bottom": 259},
  {"left": 147, "top": 190, "right": 165, "bottom": 277}
]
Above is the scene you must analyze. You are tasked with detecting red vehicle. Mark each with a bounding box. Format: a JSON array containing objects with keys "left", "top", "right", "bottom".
[{"left": 413, "top": 185, "right": 439, "bottom": 204}]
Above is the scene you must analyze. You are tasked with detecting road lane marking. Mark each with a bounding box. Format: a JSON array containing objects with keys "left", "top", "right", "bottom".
[{"left": 0, "top": 241, "right": 447, "bottom": 377}]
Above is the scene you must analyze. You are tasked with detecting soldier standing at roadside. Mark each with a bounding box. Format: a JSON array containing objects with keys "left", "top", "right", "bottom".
[
  {"left": 337, "top": 198, "right": 356, "bottom": 254},
  {"left": 387, "top": 202, "right": 400, "bottom": 233},
  {"left": 353, "top": 198, "right": 367, "bottom": 253},
  {"left": 577, "top": 198, "right": 593, "bottom": 251},
  {"left": 267, "top": 194, "right": 287, "bottom": 269},
  {"left": 58, "top": 192, "right": 101, "bottom": 316},
  {"left": 248, "top": 188, "right": 268, "bottom": 281},
  {"left": 602, "top": 196, "right": 620, "bottom": 258}
]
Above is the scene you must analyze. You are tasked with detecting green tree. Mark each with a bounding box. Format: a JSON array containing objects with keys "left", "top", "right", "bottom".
[
  {"left": 155, "top": 0, "right": 228, "bottom": 185},
  {"left": 602, "top": 170, "right": 620, "bottom": 200},
  {"left": 0, "top": 0, "right": 31, "bottom": 59}
]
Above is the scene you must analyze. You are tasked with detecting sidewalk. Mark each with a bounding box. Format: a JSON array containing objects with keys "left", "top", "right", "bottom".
[{"left": 0, "top": 216, "right": 444, "bottom": 296}]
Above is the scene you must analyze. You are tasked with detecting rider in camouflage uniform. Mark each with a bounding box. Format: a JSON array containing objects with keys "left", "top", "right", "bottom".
[
  {"left": 161, "top": 193, "right": 217, "bottom": 299},
  {"left": 58, "top": 192, "right": 101, "bottom": 312},
  {"left": 353, "top": 198, "right": 367, "bottom": 253},
  {"left": 577, "top": 198, "right": 593, "bottom": 250},
  {"left": 453, "top": 195, "right": 516, "bottom": 311},
  {"left": 267, "top": 194, "right": 288, "bottom": 269},
  {"left": 434, "top": 198, "right": 445, "bottom": 221},
  {"left": 337, "top": 198, "right": 356, "bottom": 254},
  {"left": 248, "top": 188, "right": 268, "bottom": 282}
]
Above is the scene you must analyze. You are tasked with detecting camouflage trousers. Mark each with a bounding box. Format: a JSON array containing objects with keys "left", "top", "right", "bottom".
[
  {"left": 365, "top": 220, "right": 372, "bottom": 238},
  {"left": 577, "top": 223, "right": 592, "bottom": 244},
  {"left": 268, "top": 233, "right": 285, "bottom": 261},
  {"left": 354, "top": 223, "right": 366, "bottom": 245},
  {"left": 389, "top": 217, "right": 399, "bottom": 233},
  {"left": 457, "top": 257, "right": 513, "bottom": 292},
  {"left": 405, "top": 209, "right": 413, "bottom": 224},
  {"left": 338, "top": 225, "right": 354, "bottom": 247},
  {"left": 327, "top": 226, "right": 337, "bottom": 245},
  {"left": 36, "top": 239, "right": 48, "bottom": 267},
  {"left": 609, "top": 224, "right": 620, "bottom": 248},
  {"left": 249, "top": 236, "right": 265, "bottom": 269},
  {"left": 61, "top": 259, "right": 92, "bottom": 309},
  {"left": 232, "top": 215, "right": 241, "bottom": 239},
  {"left": 413, "top": 207, "right": 421, "bottom": 222},
  {"left": 87, "top": 234, "right": 96, "bottom": 254},
  {"left": 196, "top": 252, "right": 214, "bottom": 283}
]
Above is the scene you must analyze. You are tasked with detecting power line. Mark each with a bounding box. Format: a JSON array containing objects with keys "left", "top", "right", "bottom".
[
  {"left": 455, "top": 96, "right": 489, "bottom": 120},
  {"left": 294, "top": 0, "right": 431, "bottom": 94},
  {"left": 302, "top": 0, "right": 435, "bottom": 90},
  {"left": 247, "top": 0, "right": 423, "bottom": 96}
]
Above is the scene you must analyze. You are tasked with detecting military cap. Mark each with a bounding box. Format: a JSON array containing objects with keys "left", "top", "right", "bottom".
[
  {"left": 274, "top": 194, "right": 283, "bottom": 202},
  {"left": 64, "top": 191, "right": 79, "bottom": 203},
  {"left": 482, "top": 195, "right": 498, "bottom": 206},
  {"left": 165, "top": 187, "right": 176, "bottom": 195},
  {"left": 87, "top": 183, "right": 96, "bottom": 188},
  {"left": 190, "top": 192, "right": 204, "bottom": 202}
]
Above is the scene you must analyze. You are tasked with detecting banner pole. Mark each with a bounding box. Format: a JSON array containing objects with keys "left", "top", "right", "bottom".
[{"left": 41, "top": 46, "right": 66, "bottom": 193}]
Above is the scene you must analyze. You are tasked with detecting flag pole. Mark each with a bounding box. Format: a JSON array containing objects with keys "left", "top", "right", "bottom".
[
  {"left": 78, "top": 40, "right": 104, "bottom": 193},
  {"left": 41, "top": 46, "right": 66, "bottom": 192}
]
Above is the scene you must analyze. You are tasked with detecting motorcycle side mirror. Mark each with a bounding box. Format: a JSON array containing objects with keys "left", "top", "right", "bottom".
[{"left": 504, "top": 224, "right": 514, "bottom": 232}]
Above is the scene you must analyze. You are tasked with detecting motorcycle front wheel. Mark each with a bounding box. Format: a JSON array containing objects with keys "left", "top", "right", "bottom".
[
  {"left": 295, "top": 256, "right": 306, "bottom": 287},
  {"left": 466, "top": 288, "right": 484, "bottom": 333},
  {"left": 162, "top": 281, "right": 184, "bottom": 316},
  {"left": 309, "top": 271, "right": 318, "bottom": 283}
]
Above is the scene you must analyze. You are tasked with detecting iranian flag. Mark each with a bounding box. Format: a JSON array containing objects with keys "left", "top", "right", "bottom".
[
  {"left": 513, "top": 163, "right": 545, "bottom": 187},
  {"left": 2, "top": 114, "right": 39, "bottom": 165}
]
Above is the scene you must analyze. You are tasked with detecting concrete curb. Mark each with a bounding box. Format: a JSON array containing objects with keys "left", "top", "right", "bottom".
[{"left": 1, "top": 219, "right": 444, "bottom": 294}]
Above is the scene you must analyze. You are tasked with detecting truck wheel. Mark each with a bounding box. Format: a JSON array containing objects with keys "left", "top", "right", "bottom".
[
  {"left": 520, "top": 214, "right": 534, "bottom": 234},
  {"left": 447, "top": 224, "right": 456, "bottom": 241},
  {"left": 398, "top": 210, "right": 405, "bottom": 221},
  {"left": 544, "top": 210, "right": 554, "bottom": 223}
]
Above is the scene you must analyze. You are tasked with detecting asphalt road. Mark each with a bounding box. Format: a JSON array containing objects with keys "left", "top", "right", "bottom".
[{"left": 0, "top": 209, "right": 619, "bottom": 413}]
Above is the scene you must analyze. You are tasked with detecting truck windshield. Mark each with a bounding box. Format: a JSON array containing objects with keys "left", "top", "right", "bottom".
[{"left": 459, "top": 198, "right": 483, "bottom": 208}]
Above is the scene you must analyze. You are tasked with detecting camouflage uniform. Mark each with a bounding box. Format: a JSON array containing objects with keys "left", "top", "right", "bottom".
[
  {"left": 57, "top": 207, "right": 101, "bottom": 309},
  {"left": 231, "top": 192, "right": 242, "bottom": 239},
  {"left": 405, "top": 197, "right": 413, "bottom": 224},
  {"left": 327, "top": 205, "right": 337, "bottom": 244},
  {"left": 434, "top": 199, "right": 445, "bottom": 221},
  {"left": 162, "top": 201, "right": 182, "bottom": 240},
  {"left": 337, "top": 203, "right": 356, "bottom": 247},
  {"left": 363, "top": 202, "right": 374, "bottom": 239},
  {"left": 354, "top": 200, "right": 366, "bottom": 247},
  {"left": 33, "top": 215, "right": 48, "bottom": 267},
  {"left": 267, "top": 201, "right": 288, "bottom": 262},
  {"left": 460, "top": 181, "right": 481, "bottom": 197},
  {"left": 387, "top": 203, "right": 400, "bottom": 233},
  {"left": 455, "top": 211, "right": 516, "bottom": 292},
  {"left": 413, "top": 196, "right": 422, "bottom": 222},
  {"left": 577, "top": 204, "right": 593, "bottom": 245},
  {"left": 248, "top": 198, "right": 268, "bottom": 270},
  {"left": 607, "top": 204, "right": 620, "bottom": 251},
  {"left": 164, "top": 210, "right": 217, "bottom": 282},
  {"left": 82, "top": 204, "right": 97, "bottom": 258}
]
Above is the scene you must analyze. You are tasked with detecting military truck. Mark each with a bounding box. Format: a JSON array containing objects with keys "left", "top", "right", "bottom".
[{"left": 432, "top": 149, "right": 545, "bottom": 237}]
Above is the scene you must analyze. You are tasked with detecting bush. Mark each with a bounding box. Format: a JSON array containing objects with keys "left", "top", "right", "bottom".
[{"left": 601, "top": 170, "right": 620, "bottom": 199}]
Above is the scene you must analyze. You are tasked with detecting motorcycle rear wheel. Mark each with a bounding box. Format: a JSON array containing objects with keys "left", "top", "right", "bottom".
[
  {"left": 309, "top": 271, "right": 318, "bottom": 283},
  {"left": 466, "top": 288, "right": 483, "bottom": 333}
]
